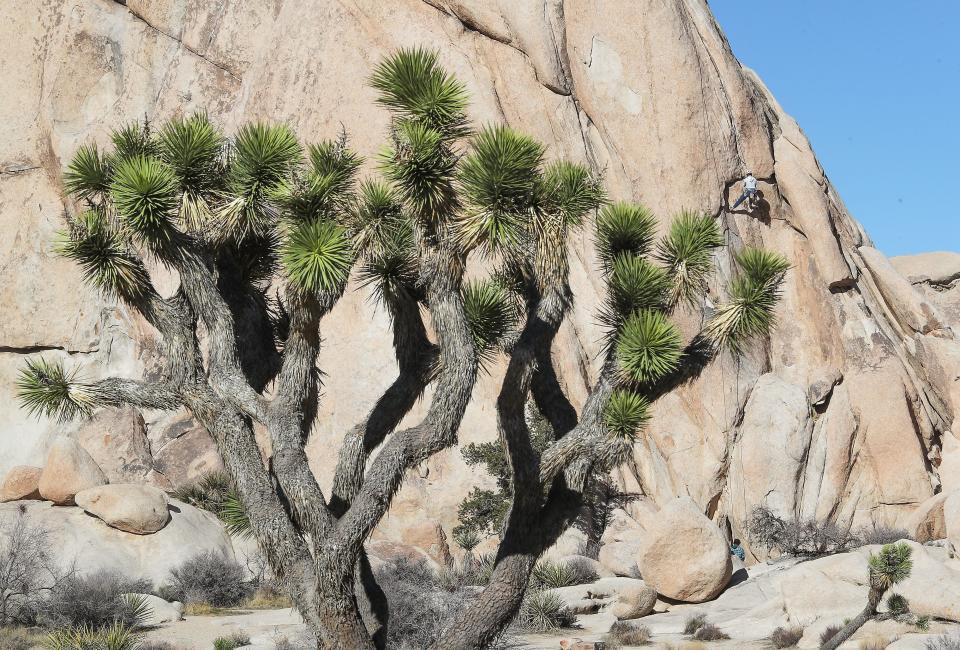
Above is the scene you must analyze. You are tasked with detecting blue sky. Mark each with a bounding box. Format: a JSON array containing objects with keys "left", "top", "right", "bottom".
[{"left": 710, "top": 1, "right": 959, "bottom": 257}]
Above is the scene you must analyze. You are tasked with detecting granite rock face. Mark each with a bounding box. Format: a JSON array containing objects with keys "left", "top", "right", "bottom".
[{"left": 0, "top": 0, "right": 957, "bottom": 561}]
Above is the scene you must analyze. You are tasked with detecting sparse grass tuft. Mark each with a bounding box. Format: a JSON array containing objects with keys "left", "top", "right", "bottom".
[
  {"left": 769, "top": 625, "right": 803, "bottom": 648},
  {"left": 0, "top": 626, "right": 46, "bottom": 650},
  {"left": 820, "top": 624, "right": 843, "bottom": 646},
  {"left": 682, "top": 613, "right": 707, "bottom": 635},
  {"left": 692, "top": 623, "right": 729, "bottom": 641},
  {"left": 925, "top": 634, "right": 960, "bottom": 650},
  {"left": 212, "top": 631, "right": 250, "bottom": 650},
  {"left": 859, "top": 635, "right": 896, "bottom": 650},
  {"left": 603, "top": 620, "right": 651, "bottom": 647}
]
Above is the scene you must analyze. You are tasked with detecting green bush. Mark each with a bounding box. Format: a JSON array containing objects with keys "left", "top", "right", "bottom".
[
  {"left": 770, "top": 625, "right": 803, "bottom": 648},
  {"left": 164, "top": 552, "right": 251, "bottom": 607},
  {"left": 886, "top": 592, "right": 910, "bottom": 615},
  {"left": 530, "top": 560, "right": 578, "bottom": 590},
  {"left": 915, "top": 615, "right": 932, "bottom": 631},
  {"left": 212, "top": 631, "right": 250, "bottom": 650},
  {"left": 515, "top": 591, "right": 575, "bottom": 632},
  {"left": 43, "top": 622, "right": 142, "bottom": 650}
]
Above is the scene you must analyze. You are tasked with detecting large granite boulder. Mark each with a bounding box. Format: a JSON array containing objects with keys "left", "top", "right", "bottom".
[
  {"left": 0, "top": 500, "right": 236, "bottom": 586},
  {"left": 38, "top": 437, "right": 107, "bottom": 505},
  {"left": 0, "top": 0, "right": 956, "bottom": 563},
  {"left": 0, "top": 465, "right": 43, "bottom": 502},
  {"left": 638, "top": 497, "right": 732, "bottom": 603},
  {"left": 75, "top": 484, "right": 171, "bottom": 534}
]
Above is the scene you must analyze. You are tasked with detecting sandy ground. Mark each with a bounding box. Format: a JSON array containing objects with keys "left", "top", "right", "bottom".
[{"left": 141, "top": 607, "right": 960, "bottom": 650}]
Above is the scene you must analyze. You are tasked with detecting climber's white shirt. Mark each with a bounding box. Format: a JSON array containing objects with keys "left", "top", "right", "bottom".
[{"left": 744, "top": 175, "right": 758, "bottom": 190}]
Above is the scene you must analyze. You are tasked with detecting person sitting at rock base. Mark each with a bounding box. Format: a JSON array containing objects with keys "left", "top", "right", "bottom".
[
  {"left": 730, "top": 538, "right": 745, "bottom": 561},
  {"left": 731, "top": 171, "right": 758, "bottom": 211}
]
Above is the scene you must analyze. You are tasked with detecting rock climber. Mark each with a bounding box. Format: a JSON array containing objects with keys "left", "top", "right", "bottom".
[
  {"left": 730, "top": 538, "right": 746, "bottom": 561},
  {"left": 731, "top": 171, "right": 758, "bottom": 211}
]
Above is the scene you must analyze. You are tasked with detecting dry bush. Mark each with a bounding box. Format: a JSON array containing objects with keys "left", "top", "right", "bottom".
[
  {"left": 858, "top": 524, "right": 911, "bottom": 546},
  {"left": 692, "top": 623, "right": 729, "bottom": 641},
  {"left": 604, "top": 620, "right": 651, "bottom": 647},
  {"left": 164, "top": 552, "right": 251, "bottom": 607},
  {"left": 565, "top": 557, "right": 600, "bottom": 585},
  {"left": 748, "top": 506, "right": 858, "bottom": 557},
  {"left": 770, "top": 625, "right": 803, "bottom": 648},
  {"left": 44, "top": 570, "right": 152, "bottom": 631},
  {"left": 682, "top": 613, "right": 707, "bottom": 635},
  {"left": 859, "top": 635, "right": 896, "bottom": 650},
  {"left": 375, "top": 557, "right": 473, "bottom": 649},
  {"left": 926, "top": 635, "right": 960, "bottom": 650},
  {"left": 820, "top": 624, "right": 843, "bottom": 646},
  {"left": 0, "top": 509, "right": 67, "bottom": 625},
  {"left": 0, "top": 626, "right": 46, "bottom": 650}
]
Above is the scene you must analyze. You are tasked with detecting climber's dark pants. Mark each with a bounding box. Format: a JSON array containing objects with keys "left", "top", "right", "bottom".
[{"left": 732, "top": 188, "right": 757, "bottom": 209}]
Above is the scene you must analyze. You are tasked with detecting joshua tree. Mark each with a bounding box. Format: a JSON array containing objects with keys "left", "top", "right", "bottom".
[
  {"left": 820, "top": 542, "right": 913, "bottom": 650},
  {"left": 17, "top": 48, "right": 788, "bottom": 649}
]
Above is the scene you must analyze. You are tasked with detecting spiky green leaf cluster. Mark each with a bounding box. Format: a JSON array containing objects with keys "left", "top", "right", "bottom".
[
  {"left": 656, "top": 211, "right": 723, "bottom": 308},
  {"left": 220, "top": 123, "right": 302, "bottom": 239},
  {"left": 703, "top": 247, "right": 790, "bottom": 350},
  {"left": 16, "top": 358, "right": 100, "bottom": 423},
  {"left": 281, "top": 219, "right": 353, "bottom": 295},
  {"left": 595, "top": 203, "right": 658, "bottom": 272},
  {"left": 111, "top": 121, "right": 159, "bottom": 162},
  {"left": 615, "top": 310, "right": 682, "bottom": 384},
  {"left": 456, "top": 125, "right": 544, "bottom": 252},
  {"left": 603, "top": 389, "right": 651, "bottom": 442},
  {"left": 868, "top": 542, "right": 913, "bottom": 592},
  {"left": 352, "top": 181, "right": 420, "bottom": 302},
  {"left": 538, "top": 161, "right": 605, "bottom": 228},
  {"left": 157, "top": 113, "right": 223, "bottom": 231},
  {"left": 55, "top": 210, "right": 151, "bottom": 300},
  {"left": 273, "top": 138, "right": 362, "bottom": 223},
  {"left": 463, "top": 279, "right": 518, "bottom": 367},
  {"left": 598, "top": 255, "right": 670, "bottom": 333},
  {"left": 371, "top": 47, "right": 470, "bottom": 137},
  {"left": 381, "top": 119, "right": 457, "bottom": 223},
  {"left": 110, "top": 155, "right": 179, "bottom": 253},
  {"left": 64, "top": 144, "right": 112, "bottom": 202},
  {"left": 220, "top": 489, "right": 252, "bottom": 538}
]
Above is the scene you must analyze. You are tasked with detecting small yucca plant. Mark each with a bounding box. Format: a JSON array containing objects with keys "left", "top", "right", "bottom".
[{"left": 44, "top": 622, "right": 143, "bottom": 650}]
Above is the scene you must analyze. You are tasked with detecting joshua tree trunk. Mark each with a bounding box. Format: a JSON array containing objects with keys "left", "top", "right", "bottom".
[{"left": 819, "top": 589, "right": 881, "bottom": 650}]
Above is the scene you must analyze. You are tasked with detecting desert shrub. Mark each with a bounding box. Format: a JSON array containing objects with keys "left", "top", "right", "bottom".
[
  {"left": 0, "top": 509, "right": 66, "bottom": 625},
  {"left": 0, "top": 626, "right": 47, "bottom": 650},
  {"left": 748, "top": 506, "right": 858, "bottom": 557},
  {"left": 565, "top": 557, "right": 600, "bottom": 585},
  {"left": 769, "top": 625, "right": 803, "bottom": 648},
  {"left": 212, "top": 631, "right": 250, "bottom": 650},
  {"left": 273, "top": 638, "right": 296, "bottom": 650},
  {"left": 243, "top": 589, "right": 292, "bottom": 609},
  {"left": 692, "top": 623, "right": 729, "bottom": 641},
  {"left": 820, "top": 624, "right": 843, "bottom": 646},
  {"left": 43, "top": 621, "right": 142, "bottom": 650},
  {"left": 859, "top": 524, "right": 910, "bottom": 546},
  {"left": 926, "top": 634, "right": 960, "bottom": 650},
  {"left": 604, "top": 620, "right": 651, "bottom": 647},
  {"left": 165, "top": 552, "right": 251, "bottom": 607},
  {"left": 886, "top": 593, "right": 909, "bottom": 615},
  {"left": 375, "top": 556, "right": 473, "bottom": 649},
  {"left": 514, "top": 590, "right": 575, "bottom": 632},
  {"left": 683, "top": 613, "right": 707, "bottom": 635},
  {"left": 916, "top": 615, "right": 932, "bottom": 631},
  {"left": 859, "top": 636, "right": 895, "bottom": 650},
  {"left": 530, "top": 559, "right": 578, "bottom": 590},
  {"left": 44, "top": 571, "right": 152, "bottom": 631}
]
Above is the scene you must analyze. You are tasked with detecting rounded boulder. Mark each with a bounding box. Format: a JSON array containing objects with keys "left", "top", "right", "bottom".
[
  {"left": 38, "top": 437, "right": 107, "bottom": 505},
  {"left": 637, "top": 496, "right": 731, "bottom": 603},
  {"left": 75, "top": 483, "right": 170, "bottom": 534},
  {"left": 0, "top": 465, "right": 43, "bottom": 502}
]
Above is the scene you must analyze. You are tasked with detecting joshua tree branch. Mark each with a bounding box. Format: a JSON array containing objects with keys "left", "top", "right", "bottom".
[
  {"left": 329, "top": 290, "right": 437, "bottom": 516},
  {"left": 92, "top": 377, "right": 183, "bottom": 410}
]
